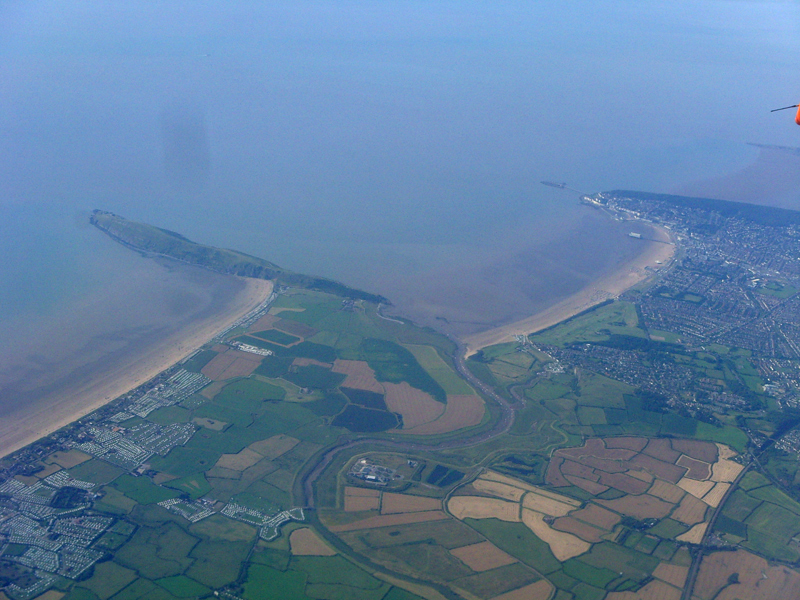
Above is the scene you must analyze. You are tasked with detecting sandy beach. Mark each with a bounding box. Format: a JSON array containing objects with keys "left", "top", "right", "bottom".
[
  {"left": 462, "top": 224, "right": 675, "bottom": 354},
  {"left": 0, "top": 275, "right": 272, "bottom": 459}
]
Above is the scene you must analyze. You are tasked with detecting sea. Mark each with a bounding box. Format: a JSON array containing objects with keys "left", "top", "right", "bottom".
[{"left": 1, "top": 1, "right": 799, "bottom": 417}]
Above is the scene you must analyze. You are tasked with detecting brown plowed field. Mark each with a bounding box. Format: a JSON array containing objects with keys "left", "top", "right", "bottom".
[
  {"left": 401, "top": 394, "right": 484, "bottom": 435},
  {"left": 648, "top": 480, "right": 685, "bottom": 504},
  {"left": 605, "top": 437, "right": 648, "bottom": 451},
  {"left": 598, "top": 471, "right": 650, "bottom": 494},
  {"left": 671, "top": 439, "right": 718, "bottom": 463},
  {"left": 450, "top": 541, "right": 517, "bottom": 572},
  {"left": 695, "top": 550, "right": 800, "bottom": 600},
  {"left": 561, "top": 459, "right": 600, "bottom": 481},
  {"left": 642, "top": 438, "right": 681, "bottom": 463},
  {"left": 670, "top": 493, "right": 708, "bottom": 525},
  {"left": 628, "top": 469, "right": 654, "bottom": 482},
  {"left": 546, "top": 457, "right": 569, "bottom": 486},
  {"left": 331, "top": 360, "right": 385, "bottom": 393},
  {"left": 630, "top": 454, "right": 687, "bottom": 483},
  {"left": 565, "top": 475, "right": 609, "bottom": 495},
  {"left": 249, "top": 314, "right": 280, "bottom": 331},
  {"left": 653, "top": 563, "right": 688, "bottom": 588},
  {"left": 597, "top": 495, "right": 673, "bottom": 520},
  {"left": 201, "top": 350, "right": 261, "bottom": 380},
  {"left": 273, "top": 318, "right": 317, "bottom": 337},
  {"left": 329, "top": 510, "right": 449, "bottom": 532},
  {"left": 569, "top": 504, "right": 621, "bottom": 530},
  {"left": 491, "top": 579, "right": 553, "bottom": 600},
  {"left": 345, "top": 495, "right": 380, "bottom": 512},
  {"left": 552, "top": 517, "right": 606, "bottom": 543},
  {"left": 384, "top": 382, "right": 444, "bottom": 430},
  {"left": 676, "top": 455, "right": 711, "bottom": 480},
  {"left": 381, "top": 492, "right": 442, "bottom": 514},
  {"left": 290, "top": 528, "right": 336, "bottom": 556},
  {"left": 580, "top": 456, "right": 628, "bottom": 473}
]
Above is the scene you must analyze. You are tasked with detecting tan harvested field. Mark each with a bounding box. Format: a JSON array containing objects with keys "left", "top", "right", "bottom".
[
  {"left": 292, "top": 357, "right": 332, "bottom": 368},
  {"left": 711, "top": 458, "right": 743, "bottom": 483},
  {"left": 598, "top": 471, "right": 650, "bottom": 494},
  {"left": 648, "top": 480, "right": 685, "bottom": 504},
  {"left": 701, "top": 482, "right": 730, "bottom": 508},
  {"left": 472, "top": 478, "right": 526, "bottom": 502},
  {"left": 331, "top": 360, "right": 384, "bottom": 393},
  {"left": 344, "top": 486, "right": 381, "bottom": 497},
  {"left": 345, "top": 495, "right": 381, "bottom": 512},
  {"left": 448, "top": 496, "right": 520, "bottom": 522},
  {"left": 491, "top": 579, "right": 553, "bottom": 600},
  {"left": 606, "top": 437, "right": 648, "bottom": 451},
  {"left": 385, "top": 382, "right": 445, "bottom": 430},
  {"left": 248, "top": 434, "right": 300, "bottom": 459},
  {"left": 522, "top": 492, "right": 576, "bottom": 517},
  {"left": 401, "top": 394, "right": 485, "bottom": 435},
  {"left": 565, "top": 475, "right": 609, "bottom": 495},
  {"left": 522, "top": 509, "right": 591, "bottom": 561},
  {"left": 670, "top": 493, "right": 708, "bottom": 525},
  {"left": 192, "top": 417, "right": 227, "bottom": 430},
  {"left": 695, "top": 550, "right": 800, "bottom": 600},
  {"left": 215, "top": 448, "right": 264, "bottom": 471},
  {"left": 450, "top": 541, "right": 517, "bottom": 572},
  {"left": 569, "top": 504, "right": 621, "bottom": 530},
  {"left": 628, "top": 470, "right": 654, "bottom": 482},
  {"left": 552, "top": 517, "right": 606, "bottom": 543},
  {"left": 329, "top": 510, "right": 449, "bottom": 532},
  {"left": 201, "top": 350, "right": 261, "bottom": 381},
  {"left": 643, "top": 439, "right": 681, "bottom": 463},
  {"left": 677, "top": 477, "right": 715, "bottom": 499},
  {"left": 381, "top": 492, "right": 442, "bottom": 514},
  {"left": 597, "top": 495, "right": 673, "bottom": 520},
  {"left": 676, "top": 522, "right": 707, "bottom": 544},
  {"left": 249, "top": 314, "right": 280, "bottom": 331},
  {"left": 45, "top": 449, "right": 91, "bottom": 469},
  {"left": 290, "top": 527, "right": 336, "bottom": 556},
  {"left": 608, "top": 579, "right": 681, "bottom": 600},
  {"left": 676, "top": 455, "right": 711, "bottom": 480},
  {"left": 479, "top": 472, "right": 581, "bottom": 506},
  {"left": 653, "top": 563, "right": 688, "bottom": 588},
  {"left": 716, "top": 444, "right": 737, "bottom": 459}
]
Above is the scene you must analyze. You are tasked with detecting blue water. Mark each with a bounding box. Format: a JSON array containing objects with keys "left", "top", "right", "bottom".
[{"left": 1, "top": 0, "right": 798, "bottom": 336}]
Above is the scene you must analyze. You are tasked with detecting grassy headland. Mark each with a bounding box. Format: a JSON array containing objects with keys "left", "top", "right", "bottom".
[{"left": 90, "top": 210, "right": 387, "bottom": 304}]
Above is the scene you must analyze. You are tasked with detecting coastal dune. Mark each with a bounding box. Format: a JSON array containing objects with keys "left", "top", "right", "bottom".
[{"left": 0, "top": 264, "right": 272, "bottom": 459}]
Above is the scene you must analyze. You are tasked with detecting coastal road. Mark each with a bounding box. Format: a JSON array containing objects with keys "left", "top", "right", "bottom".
[{"left": 295, "top": 337, "right": 518, "bottom": 508}]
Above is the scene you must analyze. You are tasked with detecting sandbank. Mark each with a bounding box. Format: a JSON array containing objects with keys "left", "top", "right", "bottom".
[
  {"left": 463, "top": 224, "right": 675, "bottom": 354},
  {"left": 0, "top": 277, "right": 272, "bottom": 459}
]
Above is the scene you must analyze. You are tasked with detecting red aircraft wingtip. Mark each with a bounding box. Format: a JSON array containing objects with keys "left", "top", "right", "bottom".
[{"left": 795, "top": 105, "right": 800, "bottom": 126}]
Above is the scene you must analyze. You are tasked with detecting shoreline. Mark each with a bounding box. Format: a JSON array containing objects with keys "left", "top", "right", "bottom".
[
  {"left": 0, "top": 277, "right": 273, "bottom": 460},
  {"left": 462, "top": 224, "right": 675, "bottom": 354}
]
